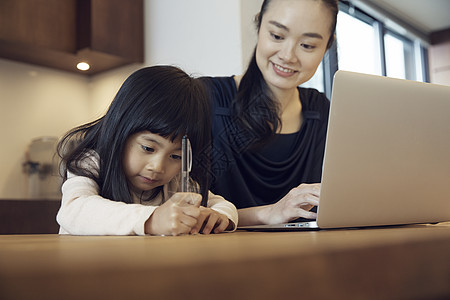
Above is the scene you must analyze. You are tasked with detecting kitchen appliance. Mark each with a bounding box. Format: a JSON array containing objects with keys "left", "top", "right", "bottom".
[{"left": 23, "top": 137, "right": 61, "bottom": 200}]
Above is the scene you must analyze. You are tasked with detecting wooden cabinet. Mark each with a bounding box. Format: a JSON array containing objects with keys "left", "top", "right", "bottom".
[
  {"left": 0, "top": 200, "right": 60, "bottom": 234},
  {"left": 0, "top": 0, "right": 144, "bottom": 75}
]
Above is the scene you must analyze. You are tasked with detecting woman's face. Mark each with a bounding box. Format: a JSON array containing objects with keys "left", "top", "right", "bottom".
[
  {"left": 256, "top": 0, "right": 332, "bottom": 92},
  {"left": 122, "top": 131, "right": 182, "bottom": 195}
]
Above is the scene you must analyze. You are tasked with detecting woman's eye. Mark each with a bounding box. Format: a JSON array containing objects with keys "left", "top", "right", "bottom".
[
  {"left": 171, "top": 154, "right": 182, "bottom": 160},
  {"left": 301, "top": 43, "right": 315, "bottom": 50},
  {"left": 270, "top": 32, "right": 283, "bottom": 41},
  {"left": 141, "top": 145, "right": 154, "bottom": 153}
]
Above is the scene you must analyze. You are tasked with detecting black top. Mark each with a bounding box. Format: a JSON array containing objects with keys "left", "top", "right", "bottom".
[{"left": 201, "top": 76, "right": 330, "bottom": 209}]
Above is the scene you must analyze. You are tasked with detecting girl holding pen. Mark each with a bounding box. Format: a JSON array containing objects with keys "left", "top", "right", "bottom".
[{"left": 56, "top": 65, "right": 238, "bottom": 236}]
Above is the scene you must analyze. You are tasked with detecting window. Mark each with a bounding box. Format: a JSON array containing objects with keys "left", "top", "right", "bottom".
[
  {"left": 305, "top": 1, "right": 430, "bottom": 99},
  {"left": 384, "top": 31, "right": 415, "bottom": 80},
  {"left": 384, "top": 32, "right": 407, "bottom": 79},
  {"left": 336, "top": 10, "right": 380, "bottom": 76},
  {"left": 335, "top": 2, "right": 428, "bottom": 81}
]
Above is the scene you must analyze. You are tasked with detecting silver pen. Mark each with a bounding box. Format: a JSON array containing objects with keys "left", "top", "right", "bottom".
[{"left": 181, "top": 135, "right": 192, "bottom": 192}]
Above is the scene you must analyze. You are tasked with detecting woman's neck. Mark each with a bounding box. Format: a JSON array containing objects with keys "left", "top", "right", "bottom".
[
  {"left": 273, "top": 87, "right": 299, "bottom": 112},
  {"left": 234, "top": 75, "right": 303, "bottom": 134},
  {"left": 273, "top": 87, "right": 303, "bottom": 134}
]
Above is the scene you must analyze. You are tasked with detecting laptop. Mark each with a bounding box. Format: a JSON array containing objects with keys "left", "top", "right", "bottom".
[{"left": 239, "top": 70, "right": 450, "bottom": 231}]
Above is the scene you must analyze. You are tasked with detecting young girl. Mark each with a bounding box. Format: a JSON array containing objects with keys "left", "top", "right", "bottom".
[{"left": 56, "top": 66, "right": 238, "bottom": 236}]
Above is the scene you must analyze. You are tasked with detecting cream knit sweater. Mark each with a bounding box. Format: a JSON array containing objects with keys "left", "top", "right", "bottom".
[{"left": 56, "top": 154, "right": 238, "bottom": 235}]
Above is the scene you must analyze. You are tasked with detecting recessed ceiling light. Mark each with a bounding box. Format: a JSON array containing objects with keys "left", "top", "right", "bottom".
[{"left": 76, "top": 62, "right": 90, "bottom": 71}]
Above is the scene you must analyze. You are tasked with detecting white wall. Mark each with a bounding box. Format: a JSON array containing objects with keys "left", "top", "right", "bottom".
[
  {"left": 0, "top": 0, "right": 262, "bottom": 199},
  {"left": 241, "top": 0, "right": 262, "bottom": 69},
  {"left": 0, "top": 59, "right": 92, "bottom": 198},
  {"left": 146, "top": 0, "right": 243, "bottom": 76}
]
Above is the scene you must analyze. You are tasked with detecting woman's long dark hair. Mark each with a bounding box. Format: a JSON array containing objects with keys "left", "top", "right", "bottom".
[
  {"left": 233, "top": 0, "right": 339, "bottom": 150},
  {"left": 57, "top": 65, "right": 211, "bottom": 205}
]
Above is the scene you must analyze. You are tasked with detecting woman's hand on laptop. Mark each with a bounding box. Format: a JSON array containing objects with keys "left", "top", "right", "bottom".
[{"left": 263, "top": 183, "right": 320, "bottom": 225}]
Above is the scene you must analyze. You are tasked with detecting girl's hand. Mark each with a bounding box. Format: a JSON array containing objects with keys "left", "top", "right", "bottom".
[
  {"left": 263, "top": 183, "right": 320, "bottom": 225},
  {"left": 190, "top": 207, "right": 230, "bottom": 235},
  {"left": 144, "top": 192, "right": 201, "bottom": 236}
]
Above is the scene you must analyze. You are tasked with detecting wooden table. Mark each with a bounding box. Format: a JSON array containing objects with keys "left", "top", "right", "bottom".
[{"left": 1, "top": 223, "right": 450, "bottom": 300}]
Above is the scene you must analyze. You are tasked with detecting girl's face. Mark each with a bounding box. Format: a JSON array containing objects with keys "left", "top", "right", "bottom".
[
  {"left": 256, "top": 0, "right": 332, "bottom": 92},
  {"left": 122, "top": 131, "right": 182, "bottom": 194}
]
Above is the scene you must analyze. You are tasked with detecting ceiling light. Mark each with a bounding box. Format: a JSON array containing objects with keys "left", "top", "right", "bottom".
[{"left": 76, "top": 62, "right": 90, "bottom": 71}]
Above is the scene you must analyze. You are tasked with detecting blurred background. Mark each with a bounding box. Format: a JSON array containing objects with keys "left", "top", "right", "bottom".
[{"left": 0, "top": 0, "right": 449, "bottom": 200}]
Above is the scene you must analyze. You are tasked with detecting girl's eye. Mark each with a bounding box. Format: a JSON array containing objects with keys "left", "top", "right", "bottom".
[
  {"left": 171, "top": 154, "right": 182, "bottom": 160},
  {"left": 141, "top": 145, "right": 155, "bottom": 153}
]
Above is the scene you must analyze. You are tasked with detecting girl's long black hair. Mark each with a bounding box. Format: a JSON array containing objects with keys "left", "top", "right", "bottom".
[
  {"left": 57, "top": 65, "right": 211, "bottom": 205},
  {"left": 233, "top": 0, "right": 339, "bottom": 150}
]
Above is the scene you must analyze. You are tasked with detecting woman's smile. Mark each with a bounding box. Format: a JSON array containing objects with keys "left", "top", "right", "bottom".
[{"left": 271, "top": 61, "right": 297, "bottom": 77}]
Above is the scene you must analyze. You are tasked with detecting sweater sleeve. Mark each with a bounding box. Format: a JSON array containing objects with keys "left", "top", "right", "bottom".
[
  {"left": 206, "top": 191, "right": 238, "bottom": 231},
  {"left": 57, "top": 172, "right": 157, "bottom": 236}
]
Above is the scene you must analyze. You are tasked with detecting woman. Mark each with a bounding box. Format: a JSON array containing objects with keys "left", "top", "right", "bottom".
[{"left": 201, "top": 0, "right": 338, "bottom": 226}]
